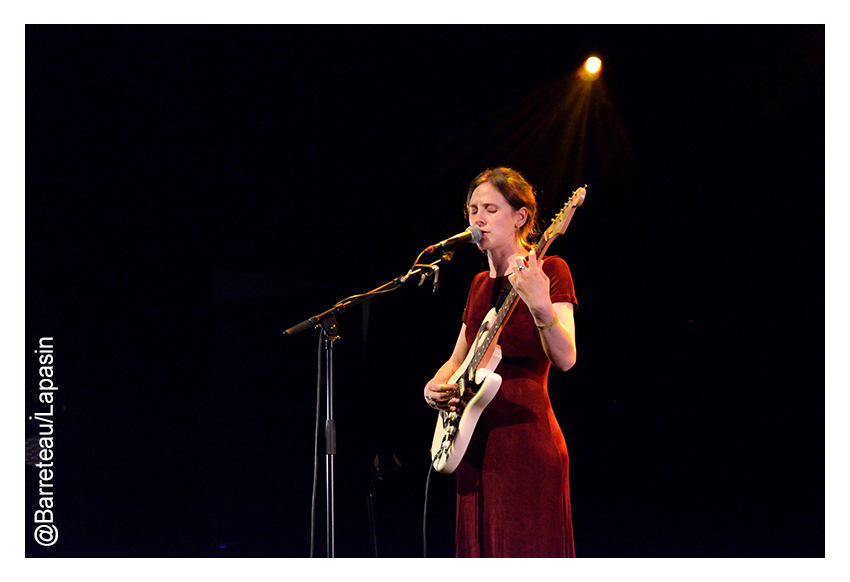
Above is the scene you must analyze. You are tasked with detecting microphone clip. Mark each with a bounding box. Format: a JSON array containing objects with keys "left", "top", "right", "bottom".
[{"left": 418, "top": 264, "right": 440, "bottom": 292}]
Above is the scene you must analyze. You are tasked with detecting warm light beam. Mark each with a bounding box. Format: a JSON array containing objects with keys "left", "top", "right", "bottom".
[{"left": 442, "top": 52, "right": 632, "bottom": 206}]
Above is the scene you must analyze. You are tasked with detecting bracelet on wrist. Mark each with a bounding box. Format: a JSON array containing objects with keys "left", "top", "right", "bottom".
[{"left": 535, "top": 316, "right": 559, "bottom": 331}]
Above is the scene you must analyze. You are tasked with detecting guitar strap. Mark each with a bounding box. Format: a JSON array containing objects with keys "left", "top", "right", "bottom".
[
  {"left": 494, "top": 282, "right": 513, "bottom": 311},
  {"left": 492, "top": 256, "right": 548, "bottom": 310}
]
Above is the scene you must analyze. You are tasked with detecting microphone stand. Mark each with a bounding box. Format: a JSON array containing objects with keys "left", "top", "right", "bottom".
[{"left": 283, "top": 249, "right": 456, "bottom": 558}]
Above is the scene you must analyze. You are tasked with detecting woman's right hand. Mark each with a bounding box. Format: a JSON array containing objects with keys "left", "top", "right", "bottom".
[
  {"left": 424, "top": 325, "right": 469, "bottom": 413},
  {"left": 424, "top": 378, "right": 460, "bottom": 412}
]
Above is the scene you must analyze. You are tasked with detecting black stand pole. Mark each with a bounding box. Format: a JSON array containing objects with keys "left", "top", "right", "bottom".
[
  {"left": 321, "top": 317, "right": 338, "bottom": 558},
  {"left": 284, "top": 251, "right": 451, "bottom": 558}
]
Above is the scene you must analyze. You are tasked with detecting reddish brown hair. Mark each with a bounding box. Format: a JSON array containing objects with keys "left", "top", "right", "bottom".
[{"left": 466, "top": 167, "right": 539, "bottom": 250}]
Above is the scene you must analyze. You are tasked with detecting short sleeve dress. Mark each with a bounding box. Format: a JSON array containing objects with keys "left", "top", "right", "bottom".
[{"left": 456, "top": 255, "right": 577, "bottom": 558}]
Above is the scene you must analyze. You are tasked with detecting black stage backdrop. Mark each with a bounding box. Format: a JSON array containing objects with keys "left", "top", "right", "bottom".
[{"left": 25, "top": 25, "right": 824, "bottom": 557}]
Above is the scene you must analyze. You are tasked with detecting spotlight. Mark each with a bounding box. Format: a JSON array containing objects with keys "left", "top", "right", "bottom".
[{"left": 581, "top": 57, "right": 602, "bottom": 81}]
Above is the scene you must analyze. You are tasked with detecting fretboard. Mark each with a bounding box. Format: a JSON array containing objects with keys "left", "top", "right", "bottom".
[
  {"left": 468, "top": 284, "right": 519, "bottom": 375},
  {"left": 466, "top": 229, "right": 560, "bottom": 377}
]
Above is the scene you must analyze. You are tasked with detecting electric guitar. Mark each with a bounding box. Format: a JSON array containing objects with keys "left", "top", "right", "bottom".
[{"left": 430, "top": 185, "right": 586, "bottom": 473}]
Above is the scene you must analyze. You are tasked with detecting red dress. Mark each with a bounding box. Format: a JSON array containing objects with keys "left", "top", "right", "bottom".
[{"left": 456, "top": 256, "right": 577, "bottom": 558}]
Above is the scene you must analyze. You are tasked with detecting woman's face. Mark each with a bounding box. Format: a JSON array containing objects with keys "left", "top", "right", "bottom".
[{"left": 468, "top": 181, "right": 527, "bottom": 253}]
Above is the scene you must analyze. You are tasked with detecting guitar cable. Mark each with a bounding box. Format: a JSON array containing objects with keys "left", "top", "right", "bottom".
[
  {"left": 423, "top": 460, "right": 436, "bottom": 558},
  {"left": 310, "top": 330, "right": 323, "bottom": 558}
]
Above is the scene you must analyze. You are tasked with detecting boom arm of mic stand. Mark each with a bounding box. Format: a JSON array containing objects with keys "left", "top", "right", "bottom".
[
  {"left": 282, "top": 280, "right": 398, "bottom": 338},
  {"left": 282, "top": 258, "right": 445, "bottom": 338}
]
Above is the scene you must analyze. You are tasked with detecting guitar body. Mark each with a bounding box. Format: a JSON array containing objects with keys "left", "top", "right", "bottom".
[
  {"left": 428, "top": 186, "right": 586, "bottom": 474},
  {"left": 431, "top": 369, "right": 501, "bottom": 474},
  {"left": 431, "top": 308, "right": 504, "bottom": 474}
]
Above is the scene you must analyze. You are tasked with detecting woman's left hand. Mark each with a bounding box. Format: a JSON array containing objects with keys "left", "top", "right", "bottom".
[
  {"left": 508, "top": 249, "right": 577, "bottom": 371},
  {"left": 507, "top": 249, "right": 551, "bottom": 313}
]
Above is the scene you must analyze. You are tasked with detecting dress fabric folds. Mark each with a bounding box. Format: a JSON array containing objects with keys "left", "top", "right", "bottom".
[{"left": 455, "top": 256, "right": 577, "bottom": 558}]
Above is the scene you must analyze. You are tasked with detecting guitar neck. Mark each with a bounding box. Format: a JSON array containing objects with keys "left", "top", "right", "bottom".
[
  {"left": 467, "top": 235, "right": 556, "bottom": 372},
  {"left": 468, "top": 287, "right": 517, "bottom": 372}
]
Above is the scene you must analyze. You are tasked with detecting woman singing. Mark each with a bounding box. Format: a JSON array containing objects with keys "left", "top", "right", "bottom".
[{"left": 424, "top": 167, "right": 578, "bottom": 557}]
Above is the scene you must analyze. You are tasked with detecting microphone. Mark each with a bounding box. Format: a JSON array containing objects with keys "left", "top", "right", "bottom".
[{"left": 425, "top": 226, "right": 481, "bottom": 254}]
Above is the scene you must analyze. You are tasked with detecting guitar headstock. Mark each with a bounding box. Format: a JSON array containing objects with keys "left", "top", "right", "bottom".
[{"left": 540, "top": 185, "right": 587, "bottom": 247}]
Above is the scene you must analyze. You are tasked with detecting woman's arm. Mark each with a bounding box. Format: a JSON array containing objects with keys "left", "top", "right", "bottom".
[
  {"left": 424, "top": 324, "right": 469, "bottom": 410},
  {"left": 530, "top": 301, "right": 577, "bottom": 372},
  {"left": 509, "top": 250, "right": 577, "bottom": 372}
]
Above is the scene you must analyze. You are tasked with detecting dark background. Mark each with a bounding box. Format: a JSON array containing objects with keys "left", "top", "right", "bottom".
[{"left": 26, "top": 25, "right": 824, "bottom": 557}]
